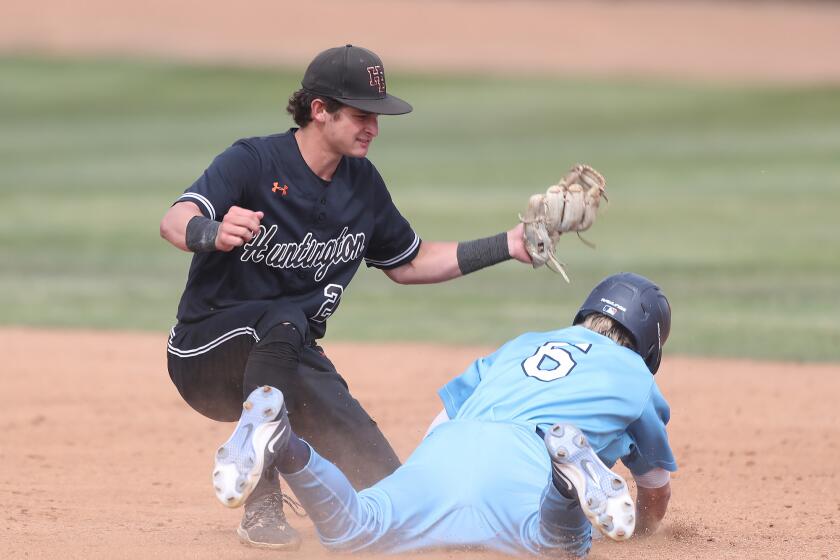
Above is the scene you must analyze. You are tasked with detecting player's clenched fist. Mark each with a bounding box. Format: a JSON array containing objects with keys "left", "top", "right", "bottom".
[{"left": 216, "top": 206, "right": 264, "bottom": 251}]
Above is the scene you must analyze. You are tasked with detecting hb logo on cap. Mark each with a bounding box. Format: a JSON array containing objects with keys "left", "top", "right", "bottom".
[
  {"left": 301, "top": 45, "right": 411, "bottom": 115},
  {"left": 367, "top": 65, "right": 385, "bottom": 94}
]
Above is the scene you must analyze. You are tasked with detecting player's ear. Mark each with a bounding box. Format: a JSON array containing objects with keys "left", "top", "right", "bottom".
[{"left": 311, "top": 98, "right": 329, "bottom": 124}]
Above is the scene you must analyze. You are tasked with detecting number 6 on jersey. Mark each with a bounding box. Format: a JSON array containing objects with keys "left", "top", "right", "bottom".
[{"left": 521, "top": 341, "right": 592, "bottom": 382}]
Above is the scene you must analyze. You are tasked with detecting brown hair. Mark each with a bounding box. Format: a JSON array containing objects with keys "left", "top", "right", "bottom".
[
  {"left": 578, "top": 313, "right": 635, "bottom": 350},
  {"left": 286, "top": 88, "right": 344, "bottom": 127}
]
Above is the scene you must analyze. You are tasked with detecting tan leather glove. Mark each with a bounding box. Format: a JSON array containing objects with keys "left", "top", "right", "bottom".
[{"left": 521, "top": 164, "right": 606, "bottom": 282}]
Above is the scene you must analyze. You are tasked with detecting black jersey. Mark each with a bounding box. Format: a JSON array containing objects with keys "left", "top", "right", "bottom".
[{"left": 174, "top": 129, "right": 420, "bottom": 339}]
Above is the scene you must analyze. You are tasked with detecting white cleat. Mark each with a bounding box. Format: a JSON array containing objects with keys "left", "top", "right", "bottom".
[
  {"left": 544, "top": 423, "right": 635, "bottom": 541},
  {"left": 213, "top": 386, "right": 291, "bottom": 508}
]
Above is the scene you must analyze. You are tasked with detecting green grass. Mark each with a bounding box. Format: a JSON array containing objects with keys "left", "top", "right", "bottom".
[{"left": 2, "top": 55, "right": 839, "bottom": 361}]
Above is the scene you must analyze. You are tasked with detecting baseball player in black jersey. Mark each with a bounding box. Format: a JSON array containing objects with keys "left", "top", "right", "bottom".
[{"left": 160, "top": 45, "right": 532, "bottom": 551}]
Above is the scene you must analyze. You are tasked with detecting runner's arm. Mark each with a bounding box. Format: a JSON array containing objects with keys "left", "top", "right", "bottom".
[{"left": 633, "top": 475, "right": 671, "bottom": 536}]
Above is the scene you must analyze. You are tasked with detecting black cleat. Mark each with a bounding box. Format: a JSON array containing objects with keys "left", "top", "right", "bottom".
[{"left": 237, "top": 490, "right": 301, "bottom": 550}]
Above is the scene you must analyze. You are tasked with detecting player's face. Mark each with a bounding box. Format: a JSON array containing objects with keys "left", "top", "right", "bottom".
[{"left": 325, "top": 107, "right": 379, "bottom": 158}]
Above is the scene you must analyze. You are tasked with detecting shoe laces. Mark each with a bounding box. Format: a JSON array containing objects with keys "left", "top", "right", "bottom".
[
  {"left": 282, "top": 493, "right": 307, "bottom": 518},
  {"left": 244, "top": 490, "right": 307, "bottom": 525}
]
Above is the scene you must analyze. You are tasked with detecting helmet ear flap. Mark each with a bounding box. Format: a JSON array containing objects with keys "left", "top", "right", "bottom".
[
  {"left": 646, "top": 342, "right": 663, "bottom": 375},
  {"left": 645, "top": 316, "right": 667, "bottom": 374}
]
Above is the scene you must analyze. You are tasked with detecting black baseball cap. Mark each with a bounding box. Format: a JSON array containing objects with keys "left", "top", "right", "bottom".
[{"left": 301, "top": 45, "right": 412, "bottom": 115}]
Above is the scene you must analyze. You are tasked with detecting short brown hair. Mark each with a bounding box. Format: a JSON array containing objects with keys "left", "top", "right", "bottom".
[
  {"left": 578, "top": 313, "right": 635, "bottom": 350},
  {"left": 286, "top": 89, "right": 344, "bottom": 127}
]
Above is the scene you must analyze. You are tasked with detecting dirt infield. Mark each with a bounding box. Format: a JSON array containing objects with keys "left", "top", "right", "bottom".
[
  {"left": 2, "top": 328, "right": 838, "bottom": 559},
  {"left": 4, "top": 0, "right": 840, "bottom": 82}
]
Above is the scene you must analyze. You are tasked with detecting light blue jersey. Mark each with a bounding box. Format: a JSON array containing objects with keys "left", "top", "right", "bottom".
[
  {"left": 438, "top": 325, "right": 676, "bottom": 474},
  {"left": 282, "top": 325, "right": 676, "bottom": 556}
]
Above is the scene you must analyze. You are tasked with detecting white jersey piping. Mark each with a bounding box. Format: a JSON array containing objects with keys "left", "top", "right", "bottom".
[
  {"left": 167, "top": 326, "right": 260, "bottom": 357},
  {"left": 178, "top": 193, "right": 216, "bottom": 221},
  {"left": 364, "top": 232, "right": 420, "bottom": 267}
]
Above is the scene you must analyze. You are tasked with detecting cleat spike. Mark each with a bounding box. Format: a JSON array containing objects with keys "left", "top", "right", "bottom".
[
  {"left": 262, "top": 386, "right": 271, "bottom": 393},
  {"left": 243, "top": 401, "right": 253, "bottom": 411}
]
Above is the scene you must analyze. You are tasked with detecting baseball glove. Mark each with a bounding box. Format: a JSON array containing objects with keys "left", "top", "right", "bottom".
[{"left": 520, "top": 164, "right": 606, "bottom": 282}]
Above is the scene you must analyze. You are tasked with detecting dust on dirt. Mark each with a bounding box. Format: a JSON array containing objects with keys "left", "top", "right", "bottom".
[{"left": 2, "top": 328, "right": 838, "bottom": 559}]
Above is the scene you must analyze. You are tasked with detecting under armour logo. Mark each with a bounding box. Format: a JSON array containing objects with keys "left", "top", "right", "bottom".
[
  {"left": 272, "top": 182, "right": 289, "bottom": 196},
  {"left": 366, "top": 65, "right": 385, "bottom": 93}
]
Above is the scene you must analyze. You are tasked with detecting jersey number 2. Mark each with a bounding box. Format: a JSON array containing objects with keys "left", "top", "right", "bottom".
[
  {"left": 521, "top": 341, "right": 592, "bottom": 382},
  {"left": 311, "top": 284, "right": 344, "bottom": 323}
]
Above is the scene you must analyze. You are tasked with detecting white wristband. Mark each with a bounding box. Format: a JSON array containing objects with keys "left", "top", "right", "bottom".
[{"left": 632, "top": 467, "right": 671, "bottom": 489}]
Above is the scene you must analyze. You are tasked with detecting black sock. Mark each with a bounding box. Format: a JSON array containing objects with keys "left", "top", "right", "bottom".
[{"left": 276, "top": 437, "right": 312, "bottom": 475}]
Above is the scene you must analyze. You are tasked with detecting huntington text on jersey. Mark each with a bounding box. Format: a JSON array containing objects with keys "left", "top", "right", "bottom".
[{"left": 241, "top": 225, "right": 366, "bottom": 282}]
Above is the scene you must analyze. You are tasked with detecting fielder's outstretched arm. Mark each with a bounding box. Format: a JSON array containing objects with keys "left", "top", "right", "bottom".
[{"left": 384, "top": 223, "right": 531, "bottom": 285}]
